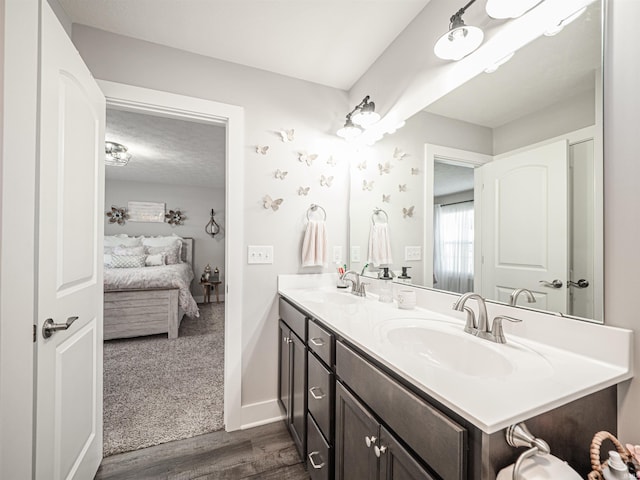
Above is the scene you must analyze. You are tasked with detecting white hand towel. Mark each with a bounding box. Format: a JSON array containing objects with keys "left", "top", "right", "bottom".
[
  {"left": 302, "top": 220, "right": 328, "bottom": 267},
  {"left": 368, "top": 223, "right": 393, "bottom": 266}
]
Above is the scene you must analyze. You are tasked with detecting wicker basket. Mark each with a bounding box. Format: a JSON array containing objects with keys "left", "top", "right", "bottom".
[{"left": 587, "top": 431, "right": 632, "bottom": 480}]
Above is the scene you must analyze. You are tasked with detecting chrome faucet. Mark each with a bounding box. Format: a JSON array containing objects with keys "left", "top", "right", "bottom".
[
  {"left": 509, "top": 288, "right": 536, "bottom": 307},
  {"left": 340, "top": 270, "right": 367, "bottom": 297},
  {"left": 453, "top": 292, "right": 522, "bottom": 344}
]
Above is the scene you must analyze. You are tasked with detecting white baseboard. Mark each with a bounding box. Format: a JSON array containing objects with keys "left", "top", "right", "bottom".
[{"left": 240, "top": 399, "right": 284, "bottom": 430}]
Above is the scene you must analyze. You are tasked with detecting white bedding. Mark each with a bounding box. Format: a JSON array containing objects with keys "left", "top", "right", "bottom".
[{"left": 104, "top": 263, "right": 199, "bottom": 318}]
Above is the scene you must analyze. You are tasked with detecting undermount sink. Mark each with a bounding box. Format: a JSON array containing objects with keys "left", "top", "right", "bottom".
[
  {"left": 297, "top": 289, "right": 360, "bottom": 305},
  {"left": 380, "top": 319, "right": 553, "bottom": 379}
]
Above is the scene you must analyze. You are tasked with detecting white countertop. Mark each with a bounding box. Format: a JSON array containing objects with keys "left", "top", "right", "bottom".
[{"left": 278, "top": 274, "right": 633, "bottom": 434}]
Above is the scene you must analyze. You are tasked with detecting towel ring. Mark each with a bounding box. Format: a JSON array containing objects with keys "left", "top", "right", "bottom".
[
  {"left": 371, "top": 207, "right": 389, "bottom": 224},
  {"left": 307, "top": 204, "right": 327, "bottom": 221}
]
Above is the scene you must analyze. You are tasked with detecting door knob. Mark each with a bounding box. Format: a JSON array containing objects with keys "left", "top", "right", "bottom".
[
  {"left": 539, "top": 279, "right": 563, "bottom": 289},
  {"left": 568, "top": 279, "right": 589, "bottom": 288},
  {"left": 42, "top": 316, "right": 78, "bottom": 339}
]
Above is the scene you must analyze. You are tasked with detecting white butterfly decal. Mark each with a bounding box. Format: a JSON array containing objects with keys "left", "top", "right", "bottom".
[
  {"left": 393, "top": 147, "right": 408, "bottom": 160},
  {"left": 362, "top": 179, "right": 374, "bottom": 191},
  {"left": 403, "top": 206, "right": 415, "bottom": 218},
  {"left": 326, "top": 156, "right": 336, "bottom": 166},
  {"left": 378, "top": 162, "right": 391, "bottom": 175},
  {"left": 298, "top": 186, "right": 310, "bottom": 196},
  {"left": 357, "top": 161, "right": 367, "bottom": 171},
  {"left": 398, "top": 184, "right": 407, "bottom": 192},
  {"left": 263, "top": 195, "right": 283, "bottom": 211},
  {"left": 382, "top": 194, "right": 391, "bottom": 203},
  {"left": 298, "top": 151, "right": 318, "bottom": 166},
  {"left": 256, "top": 145, "right": 269, "bottom": 155},
  {"left": 411, "top": 168, "right": 420, "bottom": 176},
  {"left": 278, "top": 129, "right": 295, "bottom": 143},
  {"left": 274, "top": 169, "right": 288, "bottom": 180},
  {"left": 320, "top": 175, "right": 334, "bottom": 187}
]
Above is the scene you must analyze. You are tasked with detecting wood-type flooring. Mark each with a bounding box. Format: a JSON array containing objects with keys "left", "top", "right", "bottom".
[{"left": 94, "top": 421, "right": 310, "bottom": 480}]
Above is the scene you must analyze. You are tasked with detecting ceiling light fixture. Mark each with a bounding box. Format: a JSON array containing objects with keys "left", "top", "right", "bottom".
[
  {"left": 105, "top": 141, "right": 131, "bottom": 166},
  {"left": 544, "top": 6, "right": 587, "bottom": 36},
  {"left": 434, "top": 0, "right": 484, "bottom": 61},
  {"left": 485, "top": 0, "right": 544, "bottom": 19},
  {"left": 337, "top": 95, "right": 380, "bottom": 139}
]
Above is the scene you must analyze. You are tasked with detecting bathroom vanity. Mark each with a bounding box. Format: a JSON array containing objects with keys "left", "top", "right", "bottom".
[{"left": 277, "top": 274, "right": 633, "bottom": 479}]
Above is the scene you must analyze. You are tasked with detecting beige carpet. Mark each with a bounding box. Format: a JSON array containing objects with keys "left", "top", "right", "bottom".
[{"left": 103, "top": 302, "right": 224, "bottom": 456}]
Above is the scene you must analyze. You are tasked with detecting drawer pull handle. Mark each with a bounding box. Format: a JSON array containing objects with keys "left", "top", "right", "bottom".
[
  {"left": 310, "top": 337, "right": 325, "bottom": 347},
  {"left": 308, "top": 451, "right": 325, "bottom": 469},
  {"left": 365, "top": 435, "right": 377, "bottom": 448},
  {"left": 374, "top": 445, "right": 387, "bottom": 457},
  {"left": 309, "top": 386, "right": 326, "bottom": 400}
]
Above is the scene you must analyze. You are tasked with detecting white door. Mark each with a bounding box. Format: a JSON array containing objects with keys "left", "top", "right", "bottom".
[
  {"left": 481, "top": 140, "right": 568, "bottom": 312},
  {"left": 35, "top": 3, "right": 105, "bottom": 480}
]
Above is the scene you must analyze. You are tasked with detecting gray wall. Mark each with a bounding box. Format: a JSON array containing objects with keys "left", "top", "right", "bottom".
[
  {"left": 72, "top": 25, "right": 351, "bottom": 410},
  {"left": 105, "top": 179, "right": 225, "bottom": 300}
]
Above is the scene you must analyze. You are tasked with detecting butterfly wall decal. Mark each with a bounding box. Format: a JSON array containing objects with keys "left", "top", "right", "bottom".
[
  {"left": 393, "top": 147, "right": 408, "bottom": 160},
  {"left": 320, "top": 175, "right": 334, "bottom": 187},
  {"left": 256, "top": 145, "right": 269, "bottom": 155},
  {"left": 403, "top": 206, "right": 415, "bottom": 218},
  {"left": 326, "top": 156, "right": 336, "bottom": 166},
  {"left": 398, "top": 184, "right": 407, "bottom": 192},
  {"left": 362, "top": 179, "right": 374, "bottom": 191},
  {"left": 274, "top": 169, "right": 288, "bottom": 180},
  {"left": 298, "top": 151, "right": 318, "bottom": 166},
  {"left": 378, "top": 162, "right": 391, "bottom": 175},
  {"left": 278, "top": 129, "right": 295, "bottom": 143},
  {"left": 357, "top": 161, "right": 367, "bottom": 171},
  {"left": 382, "top": 194, "right": 391, "bottom": 203},
  {"left": 298, "top": 186, "right": 310, "bottom": 196},
  {"left": 411, "top": 168, "right": 420, "bottom": 175},
  {"left": 263, "top": 195, "right": 283, "bottom": 211}
]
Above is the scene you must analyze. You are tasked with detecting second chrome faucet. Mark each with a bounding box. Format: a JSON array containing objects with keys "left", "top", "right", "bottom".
[{"left": 452, "top": 292, "right": 521, "bottom": 344}]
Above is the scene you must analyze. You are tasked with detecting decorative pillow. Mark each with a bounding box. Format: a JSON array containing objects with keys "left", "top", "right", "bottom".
[
  {"left": 113, "top": 245, "right": 145, "bottom": 256},
  {"left": 111, "top": 254, "right": 146, "bottom": 269},
  {"left": 142, "top": 235, "right": 183, "bottom": 263},
  {"left": 104, "top": 235, "right": 142, "bottom": 248},
  {"left": 145, "top": 240, "right": 181, "bottom": 265},
  {"left": 145, "top": 253, "right": 165, "bottom": 267}
]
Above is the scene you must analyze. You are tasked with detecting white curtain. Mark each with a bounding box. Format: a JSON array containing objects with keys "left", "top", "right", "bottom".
[{"left": 433, "top": 202, "right": 474, "bottom": 294}]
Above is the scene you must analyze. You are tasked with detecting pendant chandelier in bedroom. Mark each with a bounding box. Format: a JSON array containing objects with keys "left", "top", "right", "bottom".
[{"left": 105, "top": 141, "right": 131, "bottom": 166}]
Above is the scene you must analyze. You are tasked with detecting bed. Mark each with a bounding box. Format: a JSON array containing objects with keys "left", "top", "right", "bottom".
[{"left": 103, "top": 237, "right": 199, "bottom": 340}]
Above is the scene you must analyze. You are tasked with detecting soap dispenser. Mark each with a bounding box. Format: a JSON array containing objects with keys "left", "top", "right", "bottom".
[
  {"left": 398, "top": 266, "right": 412, "bottom": 284},
  {"left": 378, "top": 267, "right": 394, "bottom": 303},
  {"left": 603, "top": 451, "right": 635, "bottom": 480}
]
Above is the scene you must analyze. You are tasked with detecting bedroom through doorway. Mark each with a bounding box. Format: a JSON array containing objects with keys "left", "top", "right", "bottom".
[{"left": 101, "top": 106, "right": 227, "bottom": 456}]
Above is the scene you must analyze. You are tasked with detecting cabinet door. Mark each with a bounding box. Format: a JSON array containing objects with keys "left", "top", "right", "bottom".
[
  {"left": 289, "top": 331, "right": 307, "bottom": 458},
  {"left": 335, "top": 381, "right": 379, "bottom": 480},
  {"left": 278, "top": 321, "right": 290, "bottom": 417},
  {"left": 378, "top": 426, "right": 436, "bottom": 480}
]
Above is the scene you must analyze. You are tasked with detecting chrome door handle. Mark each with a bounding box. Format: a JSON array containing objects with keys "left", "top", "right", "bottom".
[
  {"left": 310, "top": 337, "right": 325, "bottom": 347},
  {"left": 309, "top": 386, "right": 326, "bottom": 400},
  {"left": 42, "top": 316, "right": 78, "bottom": 339},
  {"left": 308, "top": 451, "right": 325, "bottom": 469},
  {"left": 539, "top": 279, "right": 563, "bottom": 289},
  {"left": 365, "top": 435, "right": 377, "bottom": 448},
  {"left": 568, "top": 279, "right": 589, "bottom": 288},
  {"left": 374, "top": 445, "right": 387, "bottom": 457}
]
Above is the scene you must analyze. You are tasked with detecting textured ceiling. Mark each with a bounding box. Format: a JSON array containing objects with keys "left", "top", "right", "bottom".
[
  {"left": 105, "top": 109, "right": 226, "bottom": 188},
  {"left": 57, "top": 0, "right": 430, "bottom": 90}
]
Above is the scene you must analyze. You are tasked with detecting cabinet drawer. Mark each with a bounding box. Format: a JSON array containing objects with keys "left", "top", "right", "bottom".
[
  {"left": 336, "top": 341, "right": 467, "bottom": 480},
  {"left": 308, "top": 350, "right": 333, "bottom": 441},
  {"left": 307, "top": 415, "right": 331, "bottom": 480},
  {"left": 308, "top": 319, "right": 334, "bottom": 367},
  {"left": 279, "top": 297, "right": 306, "bottom": 341}
]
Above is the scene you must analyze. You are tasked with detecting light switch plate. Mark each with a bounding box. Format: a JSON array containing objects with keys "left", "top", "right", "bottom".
[
  {"left": 405, "top": 246, "right": 422, "bottom": 261},
  {"left": 333, "top": 246, "right": 343, "bottom": 263},
  {"left": 247, "top": 245, "right": 274, "bottom": 264},
  {"left": 350, "top": 246, "right": 361, "bottom": 263}
]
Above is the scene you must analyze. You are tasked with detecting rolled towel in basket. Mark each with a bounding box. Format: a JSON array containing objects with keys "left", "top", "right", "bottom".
[
  {"left": 302, "top": 220, "right": 328, "bottom": 267},
  {"left": 368, "top": 223, "right": 393, "bottom": 266}
]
